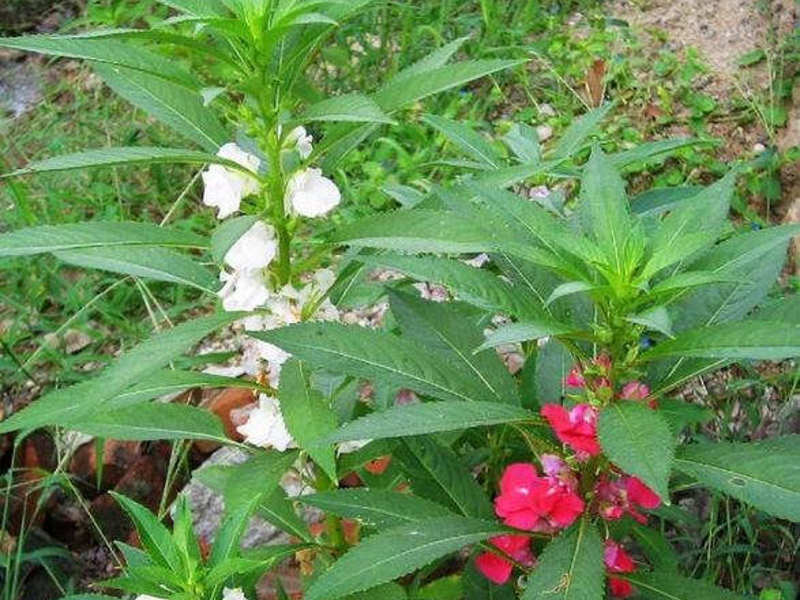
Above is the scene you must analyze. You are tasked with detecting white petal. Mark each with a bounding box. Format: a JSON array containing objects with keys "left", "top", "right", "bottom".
[
  {"left": 222, "top": 588, "right": 248, "bottom": 600},
  {"left": 338, "top": 439, "right": 371, "bottom": 454},
  {"left": 224, "top": 221, "right": 278, "bottom": 270},
  {"left": 218, "top": 269, "right": 270, "bottom": 312},
  {"left": 286, "top": 126, "right": 313, "bottom": 159},
  {"left": 202, "top": 165, "right": 243, "bottom": 219},
  {"left": 236, "top": 394, "right": 295, "bottom": 451},
  {"left": 286, "top": 168, "right": 341, "bottom": 218}
]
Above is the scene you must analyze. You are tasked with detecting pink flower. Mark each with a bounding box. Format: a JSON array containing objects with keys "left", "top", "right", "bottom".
[
  {"left": 626, "top": 476, "right": 661, "bottom": 509},
  {"left": 494, "top": 463, "right": 584, "bottom": 532},
  {"left": 540, "top": 454, "right": 578, "bottom": 492},
  {"left": 604, "top": 540, "right": 636, "bottom": 598},
  {"left": 565, "top": 366, "right": 585, "bottom": 388},
  {"left": 593, "top": 353, "right": 612, "bottom": 373},
  {"left": 541, "top": 404, "right": 601, "bottom": 457},
  {"left": 620, "top": 381, "right": 650, "bottom": 401},
  {"left": 475, "top": 534, "right": 534, "bottom": 584}
]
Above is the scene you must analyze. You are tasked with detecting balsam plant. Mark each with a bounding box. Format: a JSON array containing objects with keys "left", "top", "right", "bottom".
[{"left": 0, "top": 4, "right": 799, "bottom": 600}]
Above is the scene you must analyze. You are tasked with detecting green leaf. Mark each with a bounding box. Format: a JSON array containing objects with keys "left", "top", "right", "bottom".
[
  {"left": 632, "top": 186, "right": 705, "bottom": 217},
  {"left": 389, "top": 37, "right": 468, "bottom": 83},
  {"left": 361, "top": 254, "right": 545, "bottom": 321},
  {"left": 0, "top": 35, "right": 198, "bottom": 88},
  {"left": 477, "top": 321, "right": 579, "bottom": 352},
  {"left": 625, "top": 570, "right": 745, "bottom": 600},
  {"left": 109, "top": 369, "right": 259, "bottom": 407},
  {"left": 597, "top": 403, "right": 674, "bottom": 500},
  {"left": 625, "top": 306, "right": 674, "bottom": 338},
  {"left": 321, "top": 401, "right": 536, "bottom": 444},
  {"left": 258, "top": 487, "right": 312, "bottom": 542},
  {"left": 304, "top": 516, "right": 505, "bottom": 600},
  {"left": 545, "top": 281, "right": 597, "bottom": 306},
  {"left": 388, "top": 290, "right": 520, "bottom": 404},
  {"left": 54, "top": 246, "right": 218, "bottom": 291},
  {"left": 423, "top": 114, "right": 502, "bottom": 168},
  {"left": 300, "top": 489, "right": 453, "bottom": 529},
  {"left": 674, "top": 436, "right": 800, "bottom": 521},
  {"left": 640, "top": 173, "right": 734, "bottom": 279},
  {"left": 521, "top": 519, "right": 604, "bottom": 600},
  {"left": 251, "top": 322, "right": 491, "bottom": 403},
  {"left": 4, "top": 147, "right": 256, "bottom": 178},
  {"left": 397, "top": 437, "right": 494, "bottom": 519},
  {"left": 156, "top": 0, "right": 229, "bottom": 16},
  {"left": 301, "top": 93, "right": 394, "bottom": 124},
  {"left": 629, "top": 522, "right": 679, "bottom": 572},
  {"left": 93, "top": 63, "right": 227, "bottom": 151},
  {"left": 67, "top": 403, "right": 227, "bottom": 441},
  {"left": 195, "top": 450, "right": 299, "bottom": 514},
  {"left": 0, "top": 222, "right": 206, "bottom": 257},
  {"left": 578, "top": 146, "right": 635, "bottom": 275},
  {"left": 374, "top": 60, "right": 523, "bottom": 112},
  {"left": 549, "top": 103, "right": 613, "bottom": 159},
  {"left": 642, "top": 320, "right": 800, "bottom": 360},
  {"left": 111, "top": 493, "right": 181, "bottom": 572},
  {"left": 0, "top": 311, "right": 241, "bottom": 433},
  {"left": 279, "top": 359, "right": 337, "bottom": 481},
  {"left": 609, "top": 138, "right": 708, "bottom": 170},
  {"left": 344, "top": 583, "right": 408, "bottom": 600},
  {"left": 503, "top": 123, "right": 541, "bottom": 164}
]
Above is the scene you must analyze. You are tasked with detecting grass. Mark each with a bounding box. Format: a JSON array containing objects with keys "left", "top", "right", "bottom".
[{"left": 0, "top": 0, "right": 799, "bottom": 597}]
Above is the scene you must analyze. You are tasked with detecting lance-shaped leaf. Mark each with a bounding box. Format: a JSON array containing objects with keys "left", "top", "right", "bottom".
[
  {"left": 0, "top": 312, "right": 241, "bottom": 433},
  {"left": 597, "top": 402, "right": 674, "bottom": 500},
  {"left": 93, "top": 63, "right": 227, "bottom": 152},
  {"left": 609, "top": 137, "right": 708, "bottom": 170},
  {"left": 67, "top": 403, "right": 227, "bottom": 442},
  {"left": 111, "top": 493, "right": 181, "bottom": 572},
  {"left": 674, "top": 436, "right": 800, "bottom": 521},
  {"left": 422, "top": 114, "right": 502, "bottom": 169},
  {"left": 389, "top": 290, "right": 520, "bottom": 404},
  {"left": 477, "top": 321, "right": 580, "bottom": 352},
  {"left": 641, "top": 320, "right": 800, "bottom": 361},
  {"left": 0, "top": 222, "right": 206, "bottom": 257},
  {"left": 521, "top": 519, "right": 604, "bottom": 600},
  {"left": 625, "top": 570, "right": 745, "bottom": 600},
  {"left": 0, "top": 35, "right": 198, "bottom": 88},
  {"left": 54, "top": 246, "right": 218, "bottom": 292},
  {"left": 279, "top": 359, "right": 337, "bottom": 481},
  {"left": 549, "top": 103, "right": 613, "bottom": 159},
  {"left": 319, "top": 401, "right": 537, "bottom": 444},
  {"left": 301, "top": 93, "right": 394, "bottom": 124},
  {"left": 304, "top": 516, "right": 505, "bottom": 600},
  {"left": 300, "top": 489, "right": 453, "bottom": 529},
  {"left": 251, "top": 322, "right": 491, "bottom": 403},
  {"left": 3, "top": 147, "right": 259, "bottom": 178}
]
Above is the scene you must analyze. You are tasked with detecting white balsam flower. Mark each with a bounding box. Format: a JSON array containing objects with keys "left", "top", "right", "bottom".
[
  {"left": 202, "top": 143, "right": 261, "bottom": 219},
  {"left": 224, "top": 221, "right": 278, "bottom": 271},
  {"left": 286, "top": 168, "right": 341, "bottom": 218},
  {"left": 236, "top": 394, "right": 295, "bottom": 451},
  {"left": 218, "top": 269, "right": 270, "bottom": 312},
  {"left": 286, "top": 126, "right": 313, "bottom": 159},
  {"left": 222, "top": 588, "right": 248, "bottom": 600}
]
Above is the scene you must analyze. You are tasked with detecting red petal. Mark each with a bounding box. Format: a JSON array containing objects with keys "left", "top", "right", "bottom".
[
  {"left": 475, "top": 552, "right": 513, "bottom": 585},
  {"left": 627, "top": 476, "right": 661, "bottom": 509}
]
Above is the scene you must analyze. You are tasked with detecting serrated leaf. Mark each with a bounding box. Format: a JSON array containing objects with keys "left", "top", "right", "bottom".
[
  {"left": 257, "top": 486, "right": 311, "bottom": 542},
  {"left": 111, "top": 493, "right": 181, "bottom": 573},
  {"left": 93, "top": 63, "right": 227, "bottom": 151},
  {"left": 477, "top": 321, "right": 579, "bottom": 352},
  {"left": 304, "top": 517, "right": 505, "bottom": 600},
  {"left": 3, "top": 147, "right": 254, "bottom": 178},
  {"left": 423, "top": 114, "right": 502, "bottom": 168},
  {"left": 521, "top": 519, "right": 604, "bottom": 600},
  {"left": 300, "top": 489, "right": 453, "bottom": 529},
  {"left": 0, "top": 222, "right": 206, "bottom": 257},
  {"left": 625, "top": 570, "right": 745, "bottom": 600},
  {"left": 609, "top": 138, "right": 707, "bottom": 170},
  {"left": 389, "top": 37, "right": 468, "bottom": 83},
  {"left": 549, "top": 103, "right": 613, "bottom": 159},
  {"left": 251, "top": 322, "right": 491, "bottom": 403},
  {"left": 597, "top": 403, "right": 674, "bottom": 500},
  {"left": 641, "top": 320, "right": 800, "bottom": 361},
  {"left": 503, "top": 123, "right": 541, "bottom": 164},
  {"left": 631, "top": 186, "right": 705, "bottom": 217},
  {"left": 629, "top": 522, "right": 679, "bottom": 572},
  {"left": 109, "top": 369, "right": 258, "bottom": 407},
  {"left": 0, "top": 312, "right": 241, "bottom": 434},
  {"left": 0, "top": 35, "right": 198, "bottom": 88},
  {"left": 674, "top": 436, "right": 800, "bottom": 521},
  {"left": 302, "top": 93, "right": 395, "bottom": 124},
  {"left": 397, "top": 437, "right": 494, "bottom": 519},
  {"left": 388, "top": 290, "right": 520, "bottom": 404},
  {"left": 54, "top": 246, "right": 218, "bottom": 291},
  {"left": 374, "top": 60, "right": 522, "bottom": 112},
  {"left": 625, "top": 306, "right": 674, "bottom": 338},
  {"left": 68, "top": 403, "right": 227, "bottom": 441},
  {"left": 321, "top": 401, "right": 536, "bottom": 444},
  {"left": 279, "top": 359, "right": 337, "bottom": 481},
  {"left": 657, "top": 397, "right": 712, "bottom": 433}
]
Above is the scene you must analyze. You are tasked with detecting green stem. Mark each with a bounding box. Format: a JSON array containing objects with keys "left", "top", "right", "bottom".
[{"left": 267, "top": 135, "right": 292, "bottom": 286}]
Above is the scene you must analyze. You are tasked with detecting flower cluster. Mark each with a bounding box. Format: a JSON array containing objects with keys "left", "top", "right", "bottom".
[
  {"left": 595, "top": 474, "right": 660, "bottom": 523},
  {"left": 604, "top": 540, "right": 636, "bottom": 598},
  {"left": 200, "top": 130, "right": 344, "bottom": 453}
]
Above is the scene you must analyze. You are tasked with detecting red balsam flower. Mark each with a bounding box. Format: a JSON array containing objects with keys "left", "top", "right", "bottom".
[
  {"left": 541, "top": 403, "right": 601, "bottom": 457},
  {"left": 604, "top": 540, "right": 636, "bottom": 598},
  {"left": 595, "top": 475, "right": 661, "bottom": 524},
  {"left": 494, "top": 463, "right": 584, "bottom": 532},
  {"left": 475, "top": 534, "right": 534, "bottom": 584}
]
